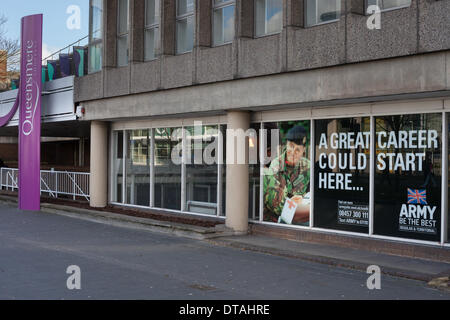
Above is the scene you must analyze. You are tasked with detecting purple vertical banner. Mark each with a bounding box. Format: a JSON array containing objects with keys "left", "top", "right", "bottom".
[{"left": 19, "top": 14, "right": 43, "bottom": 211}]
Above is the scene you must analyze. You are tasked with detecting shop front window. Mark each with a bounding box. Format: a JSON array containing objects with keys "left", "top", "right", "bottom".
[
  {"left": 448, "top": 113, "right": 450, "bottom": 242},
  {"left": 220, "top": 125, "right": 226, "bottom": 216},
  {"left": 112, "top": 131, "right": 124, "bottom": 203},
  {"left": 249, "top": 123, "right": 260, "bottom": 221},
  {"left": 374, "top": 113, "right": 442, "bottom": 241},
  {"left": 314, "top": 117, "right": 370, "bottom": 233},
  {"left": 154, "top": 127, "right": 182, "bottom": 210},
  {"left": 125, "top": 130, "right": 150, "bottom": 206},
  {"left": 263, "top": 121, "right": 311, "bottom": 226},
  {"left": 185, "top": 125, "right": 219, "bottom": 215}
]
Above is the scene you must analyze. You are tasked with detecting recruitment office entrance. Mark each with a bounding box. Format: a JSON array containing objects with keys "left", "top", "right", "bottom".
[{"left": 108, "top": 97, "right": 450, "bottom": 247}]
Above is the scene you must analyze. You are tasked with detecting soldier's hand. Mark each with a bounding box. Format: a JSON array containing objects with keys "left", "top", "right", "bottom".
[{"left": 291, "top": 195, "right": 303, "bottom": 204}]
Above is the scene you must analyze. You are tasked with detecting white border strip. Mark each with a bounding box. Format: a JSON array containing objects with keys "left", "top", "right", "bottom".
[
  {"left": 309, "top": 119, "right": 315, "bottom": 228},
  {"left": 369, "top": 116, "right": 375, "bottom": 236},
  {"left": 441, "top": 112, "right": 448, "bottom": 244}
]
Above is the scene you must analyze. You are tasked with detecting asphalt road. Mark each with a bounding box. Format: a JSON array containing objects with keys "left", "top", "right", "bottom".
[{"left": 0, "top": 202, "right": 449, "bottom": 300}]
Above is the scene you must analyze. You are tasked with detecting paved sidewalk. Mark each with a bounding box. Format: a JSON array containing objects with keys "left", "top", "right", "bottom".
[
  {"left": 1, "top": 194, "right": 449, "bottom": 290},
  {"left": 208, "top": 236, "right": 450, "bottom": 286}
]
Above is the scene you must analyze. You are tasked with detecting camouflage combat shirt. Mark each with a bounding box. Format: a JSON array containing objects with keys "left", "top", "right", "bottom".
[{"left": 263, "top": 150, "right": 310, "bottom": 222}]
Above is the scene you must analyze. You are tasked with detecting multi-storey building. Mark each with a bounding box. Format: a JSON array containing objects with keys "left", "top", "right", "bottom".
[{"left": 74, "top": 0, "right": 450, "bottom": 252}]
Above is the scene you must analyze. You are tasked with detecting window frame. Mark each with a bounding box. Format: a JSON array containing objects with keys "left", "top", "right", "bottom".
[
  {"left": 253, "top": 0, "right": 283, "bottom": 38},
  {"left": 304, "top": 0, "right": 341, "bottom": 28},
  {"left": 108, "top": 104, "right": 450, "bottom": 245},
  {"left": 88, "top": 0, "right": 103, "bottom": 74},
  {"left": 144, "top": 0, "right": 161, "bottom": 61},
  {"left": 176, "top": 0, "right": 196, "bottom": 54},
  {"left": 212, "top": 0, "right": 235, "bottom": 47},
  {"left": 117, "top": 0, "right": 130, "bottom": 67},
  {"left": 364, "top": 0, "right": 412, "bottom": 15}
]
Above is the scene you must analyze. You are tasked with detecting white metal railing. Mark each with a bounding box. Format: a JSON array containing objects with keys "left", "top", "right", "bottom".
[{"left": 0, "top": 168, "right": 90, "bottom": 201}]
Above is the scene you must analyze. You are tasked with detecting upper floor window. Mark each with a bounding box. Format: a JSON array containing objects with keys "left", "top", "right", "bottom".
[
  {"left": 88, "top": 0, "right": 103, "bottom": 73},
  {"left": 145, "top": 0, "right": 160, "bottom": 60},
  {"left": 254, "top": 0, "right": 282, "bottom": 37},
  {"left": 366, "top": 0, "right": 411, "bottom": 12},
  {"left": 213, "top": 0, "right": 235, "bottom": 46},
  {"left": 305, "top": 0, "right": 341, "bottom": 27},
  {"left": 176, "top": 0, "right": 195, "bottom": 54},
  {"left": 117, "top": 0, "right": 129, "bottom": 67}
]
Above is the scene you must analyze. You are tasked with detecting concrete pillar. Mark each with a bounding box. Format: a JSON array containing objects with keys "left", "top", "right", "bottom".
[
  {"left": 161, "top": 0, "right": 176, "bottom": 56},
  {"left": 236, "top": 0, "right": 254, "bottom": 39},
  {"left": 104, "top": 0, "right": 118, "bottom": 68},
  {"left": 196, "top": 0, "right": 212, "bottom": 48},
  {"left": 90, "top": 121, "right": 108, "bottom": 208},
  {"left": 130, "top": 0, "right": 145, "bottom": 63},
  {"left": 286, "top": 0, "right": 304, "bottom": 27},
  {"left": 225, "top": 111, "right": 250, "bottom": 233}
]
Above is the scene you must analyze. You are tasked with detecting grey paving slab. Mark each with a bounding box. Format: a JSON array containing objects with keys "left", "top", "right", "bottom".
[
  {"left": 210, "top": 236, "right": 450, "bottom": 280},
  {"left": 0, "top": 202, "right": 449, "bottom": 299}
]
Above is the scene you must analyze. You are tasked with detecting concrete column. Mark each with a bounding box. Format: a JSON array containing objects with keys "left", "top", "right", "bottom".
[
  {"left": 90, "top": 121, "right": 108, "bottom": 208},
  {"left": 225, "top": 111, "right": 250, "bottom": 233},
  {"left": 236, "top": 0, "right": 254, "bottom": 39},
  {"left": 196, "top": 0, "right": 212, "bottom": 48},
  {"left": 104, "top": 0, "right": 118, "bottom": 68},
  {"left": 286, "top": 0, "right": 304, "bottom": 27},
  {"left": 130, "top": 0, "right": 145, "bottom": 63},
  {"left": 161, "top": 0, "right": 176, "bottom": 56}
]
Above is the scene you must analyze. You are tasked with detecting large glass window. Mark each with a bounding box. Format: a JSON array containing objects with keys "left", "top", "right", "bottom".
[
  {"left": 154, "top": 128, "right": 182, "bottom": 211},
  {"left": 213, "top": 0, "right": 235, "bottom": 46},
  {"left": 117, "top": 0, "right": 129, "bottom": 67},
  {"left": 249, "top": 123, "right": 261, "bottom": 221},
  {"left": 112, "top": 131, "right": 124, "bottom": 203},
  {"left": 255, "top": 0, "right": 282, "bottom": 37},
  {"left": 263, "top": 121, "right": 311, "bottom": 226},
  {"left": 125, "top": 130, "right": 151, "bottom": 206},
  {"left": 176, "top": 0, "right": 195, "bottom": 54},
  {"left": 366, "top": 0, "right": 411, "bottom": 12},
  {"left": 220, "top": 124, "right": 226, "bottom": 216},
  {"left": 89, "top": 0, "right": 103, "bottom": 73},
  {"left": 374, "top": 113, "right": 442, "bottom": 241},
  {"left": 145, "top": 0, "right": 160, "bottom": 60},
  {"left": 314, "top": 117, "right": 370, "bottom": 233},
  {"left": 305, "top": 0, "right": 341, "bottom": 27},
  {"left": 185, "top": 125, "right": 220, "bottom": 215}
]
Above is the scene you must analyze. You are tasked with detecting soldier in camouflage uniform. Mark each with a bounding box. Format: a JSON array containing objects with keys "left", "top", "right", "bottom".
[{"left": 263, "top": 125, "right": 310, "bottom": 225}]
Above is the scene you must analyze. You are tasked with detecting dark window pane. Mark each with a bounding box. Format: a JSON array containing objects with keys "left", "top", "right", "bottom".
[
  {"left": 154, "top": 127, "right": 182, "bottom": 211},
  {"left": 125, "top": 130, "right": 150, "bottom": 207},
  {"left": 374, "top": 113, "right": 442, "bottom": 241},
  {"left": 185, "top": 125, "right": 219, "bottom": 215},
  {"left": 314, "top": 117, "right": 370, "bottom": 233},
  {"left": 263, "top": 121, "right": 311, "bottom": 226}
]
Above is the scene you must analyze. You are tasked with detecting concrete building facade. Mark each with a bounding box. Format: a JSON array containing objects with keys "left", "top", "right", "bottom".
[{"left": 75, "top": 0, "right": 450, "bottom": 248}]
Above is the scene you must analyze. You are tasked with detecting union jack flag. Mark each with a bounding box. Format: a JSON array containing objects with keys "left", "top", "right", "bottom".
[{"left": 407, "top": 188, "right": 427, "bottom": 205}]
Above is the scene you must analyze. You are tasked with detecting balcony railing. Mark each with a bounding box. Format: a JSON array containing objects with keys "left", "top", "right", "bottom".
[{"left": 0, "top": 167, "right": 90, "bottom": 202}]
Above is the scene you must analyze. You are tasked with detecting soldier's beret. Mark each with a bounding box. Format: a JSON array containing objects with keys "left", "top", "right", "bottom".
[{"left": 286, "top": 126, "right": 307, "bottom": 145}]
